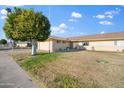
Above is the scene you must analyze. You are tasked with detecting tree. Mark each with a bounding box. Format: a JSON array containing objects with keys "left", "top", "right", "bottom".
[
  {"left": 3, "top": 7, "right": 51, "bottom": 55},
  {"left": 0, "top": 39, "right": 7, "bottom": 45}
]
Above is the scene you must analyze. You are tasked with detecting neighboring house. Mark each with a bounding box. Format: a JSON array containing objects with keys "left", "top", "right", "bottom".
[
  {"left": 16, "top": 41, "right": 31, "bottom": 48},
  {"left": 38, "top": 32, "right": 124, "bottom": 52}
]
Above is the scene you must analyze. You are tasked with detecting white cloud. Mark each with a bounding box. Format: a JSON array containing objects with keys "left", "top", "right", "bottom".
[
  {"left": 106, "top": 15, "right": 113, "bottom": 19},
  {"left": 0, "top": 9, "right": 8, "bottom": 20},
  {"left": 0, "top": 9, "right": 7, "bottom": 15},
  {"left": 71, "top": 12, "right": 82, "bottom": 18},
  {"left": 99, "top": 21, "right": 113, "bottom": 25},
  {"left": 94, "top": 8, "right": 121, "bottom": 19},
  {"left": 68, "top": 19, "right": 77, "bottom": 22},
  {"left": 104, "top": 8, "right": 121, "bottom": 15},
  {"left": 104, "top": 11, "right": 114, "bottom": 15},
  {"left": 51, "top": 27, "right": 66, "bottom": 34},
  {"left": 95, "top": 15, "right": 106, "bottom": 19},
  {"left": 100, "top": 31, "right": 105, "bottom": 34},
  {"left": 51, "top": 23, "right": 68, "bottom": 34},
  {"left": 105, "top": 11, "right": 118, "bottom": 15},
  {"left": 94, "top": 14, "right": 113, "bottom": 19},
  {"left": 1, "top": 16, "right": 7, "bottom": 20},
  {"left": 59, "top": 23, "right": 67, "bottom": 29},
  {"left": 51, "top": 27, "right": 66, "bottom": 33}
]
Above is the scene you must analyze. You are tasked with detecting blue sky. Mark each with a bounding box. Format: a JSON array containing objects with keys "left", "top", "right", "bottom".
[{"left": 0, "top": 5, "right": 124, "bottom": 39}]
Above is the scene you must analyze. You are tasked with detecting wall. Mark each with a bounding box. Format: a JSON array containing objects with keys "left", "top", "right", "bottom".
[
  {"left": 85, "top": 40, "right": 124, "bottom": 52},
  {"left": 52, "top": 40, "right": 70, "bottom": 52},
  {"left": 37, "top": 40, "right": 70, "bottom": 52},
  {"left": 72, "top": 42, "right": 87, "bottom": 49},
  {"left": 16, "top": 44, "right": 27, "bottom": 47},
  {"left": 73, "top": 42, "right": 81, "bottom": 48},
  {"left": 37, "top": 40, "right": 53, "bottom": 52},
  {"left": 38, "top": 39, "right": 124, "bottom": 52}
]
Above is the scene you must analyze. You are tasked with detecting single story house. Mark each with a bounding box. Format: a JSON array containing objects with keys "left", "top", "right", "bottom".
[
  {"left": 37, "top": 32, "right": 124, "bottom": 52},
  {"left": 37, "top": 36, "right": 71, "bottom": 52}
]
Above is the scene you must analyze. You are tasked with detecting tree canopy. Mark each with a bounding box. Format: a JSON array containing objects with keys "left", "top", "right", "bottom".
[
  {"left": 0, "top": 39, "right": 7, "bottom": 45},
  {"left": 3, "top": 7, "right": 51, "bottom": 41}
]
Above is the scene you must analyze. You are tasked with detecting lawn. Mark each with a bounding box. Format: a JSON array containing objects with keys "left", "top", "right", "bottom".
[{"left": 11, "top": 50, "right": 124, "bottom": 88}]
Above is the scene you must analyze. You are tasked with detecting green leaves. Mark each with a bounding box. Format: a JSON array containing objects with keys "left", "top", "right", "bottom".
[
  {"left": 0, "top": 39, "right": 7, "bottom": 45},
  {"left": 3, "top": 8, "right": 51, "bottom": 41}
]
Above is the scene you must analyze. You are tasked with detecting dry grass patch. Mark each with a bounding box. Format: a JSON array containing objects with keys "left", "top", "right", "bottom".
[
  {"left": 10, "top": 49, "right": 31, "bottom": 65},
  {"left": 12, "top": 50, "right": 124, "bottom": 88}
]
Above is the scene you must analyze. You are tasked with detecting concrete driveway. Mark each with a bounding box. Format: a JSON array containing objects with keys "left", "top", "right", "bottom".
[{"left": 0, "top": 50, "right": 38, "bottom": 88}]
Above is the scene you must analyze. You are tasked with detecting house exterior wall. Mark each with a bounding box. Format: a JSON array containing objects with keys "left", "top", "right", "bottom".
[
  {"left": 16, "top": 43, "right": 27, "bottom": 47},
  {"left": 37, "top": 40, "right": 70, "bottom": 52},
  {"left": 73, "top": 42, "right": 80, "bottom": 48},
  {"left": 37, "top": 40, "right": 53, "bottom": 52},
  {"left": 52, "top": 40, "right": 70, "bottom": 52},
  {"left": 38, "top": 39, "right": 124, "bottom": 52},
  {"left": 73, "top": 42, "right": 85, "bottom": 48},
  {"left": 72, "top": 40, "right": 124, "bottom": 52},
  {"left": 85, "top": 40, "right": 124, "bottom": 52}
]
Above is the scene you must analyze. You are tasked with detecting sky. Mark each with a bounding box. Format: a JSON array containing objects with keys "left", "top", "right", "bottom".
[{"left": 0, "top": 5, "right": 124, "bottom": 39}]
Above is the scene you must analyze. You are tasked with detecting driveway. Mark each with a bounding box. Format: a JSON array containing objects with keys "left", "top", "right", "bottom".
[{"left": 0, "top": 50, "right": 38, "bottom": 88}]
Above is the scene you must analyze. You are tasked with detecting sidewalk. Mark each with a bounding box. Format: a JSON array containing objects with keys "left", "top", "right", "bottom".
[{"left": 0, "top": 50, "right": 38, "bottom": 88}]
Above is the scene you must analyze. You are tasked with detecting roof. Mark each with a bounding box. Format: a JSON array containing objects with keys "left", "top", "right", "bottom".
[
  {"left": 48, "top": 36, "right": 69, "bottom": 41},
  {"left": 69, "top": 32, "right": 124, "bottom": 41}
]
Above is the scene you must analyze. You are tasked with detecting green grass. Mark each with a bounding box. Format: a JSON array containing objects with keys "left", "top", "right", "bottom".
[
  {"left": 12, "top": 50, "right": 124, "bottom": 88},
  {"left": 54, "top": 74, "right": 82, "bottom": 88},
  {"left": 21, "top": 53, "right": 60, "bottom": 74},
  {"left": 20, "top": 53, "right": 84, "bottom": 88},
  {"left": 19, "top": 52, "right": 100, "bottom": 88},
  {"left": 19, "top": 52, "right": 85, "bottom": 88},
  {"left": 53, "top": 74, "right": 101, "bottom": 88}
]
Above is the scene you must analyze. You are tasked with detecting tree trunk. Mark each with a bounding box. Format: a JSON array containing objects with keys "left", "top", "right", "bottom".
[{"left": 31, "top": 39, "right": 37, "bottom": 56}]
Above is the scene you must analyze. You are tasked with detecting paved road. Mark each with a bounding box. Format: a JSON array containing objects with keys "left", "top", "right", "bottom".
[{"left": 0, "top": 50, "right": 38, "bottom": 88}]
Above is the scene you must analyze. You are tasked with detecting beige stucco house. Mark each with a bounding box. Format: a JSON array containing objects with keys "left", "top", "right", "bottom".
[
  {"left": 37, "top": 32, "right": 124, "bottom": 52},
  {"left": 37, "top": 36, "right": 71, "bottom": 52}
]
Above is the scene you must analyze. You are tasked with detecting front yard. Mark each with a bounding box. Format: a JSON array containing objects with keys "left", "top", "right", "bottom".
[{"left": 11, "top": 50, "right": 124, "bottom": 88}]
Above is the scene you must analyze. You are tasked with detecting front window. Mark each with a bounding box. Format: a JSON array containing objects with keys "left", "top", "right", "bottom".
[
  {"left": 114, "top": 41, "right": 117, "bottom": 46},
  {"left": 83, "top": 42, "right": 89, "bottom": 46},
  {"left": 57, "top": 40, "right": 61, "bottom": 43}
]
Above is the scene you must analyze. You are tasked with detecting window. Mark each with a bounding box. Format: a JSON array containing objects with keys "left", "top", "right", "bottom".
[
  {"left": 62, "top": 41, "right": 66, "bottom": 43},
  {"left": 57, "top": 40, "right": 61, "bottom": 43},
  {"left": 114, "top": 41, "right": 117, "bottom": 46},
  {"left": 83, "top": 42, "right": 89, "bottom": 46}
]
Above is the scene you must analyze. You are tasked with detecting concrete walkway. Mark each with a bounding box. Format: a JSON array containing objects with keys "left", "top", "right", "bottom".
[{"left": 0, "top": 50, "right": 38, "bottom": 88}]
